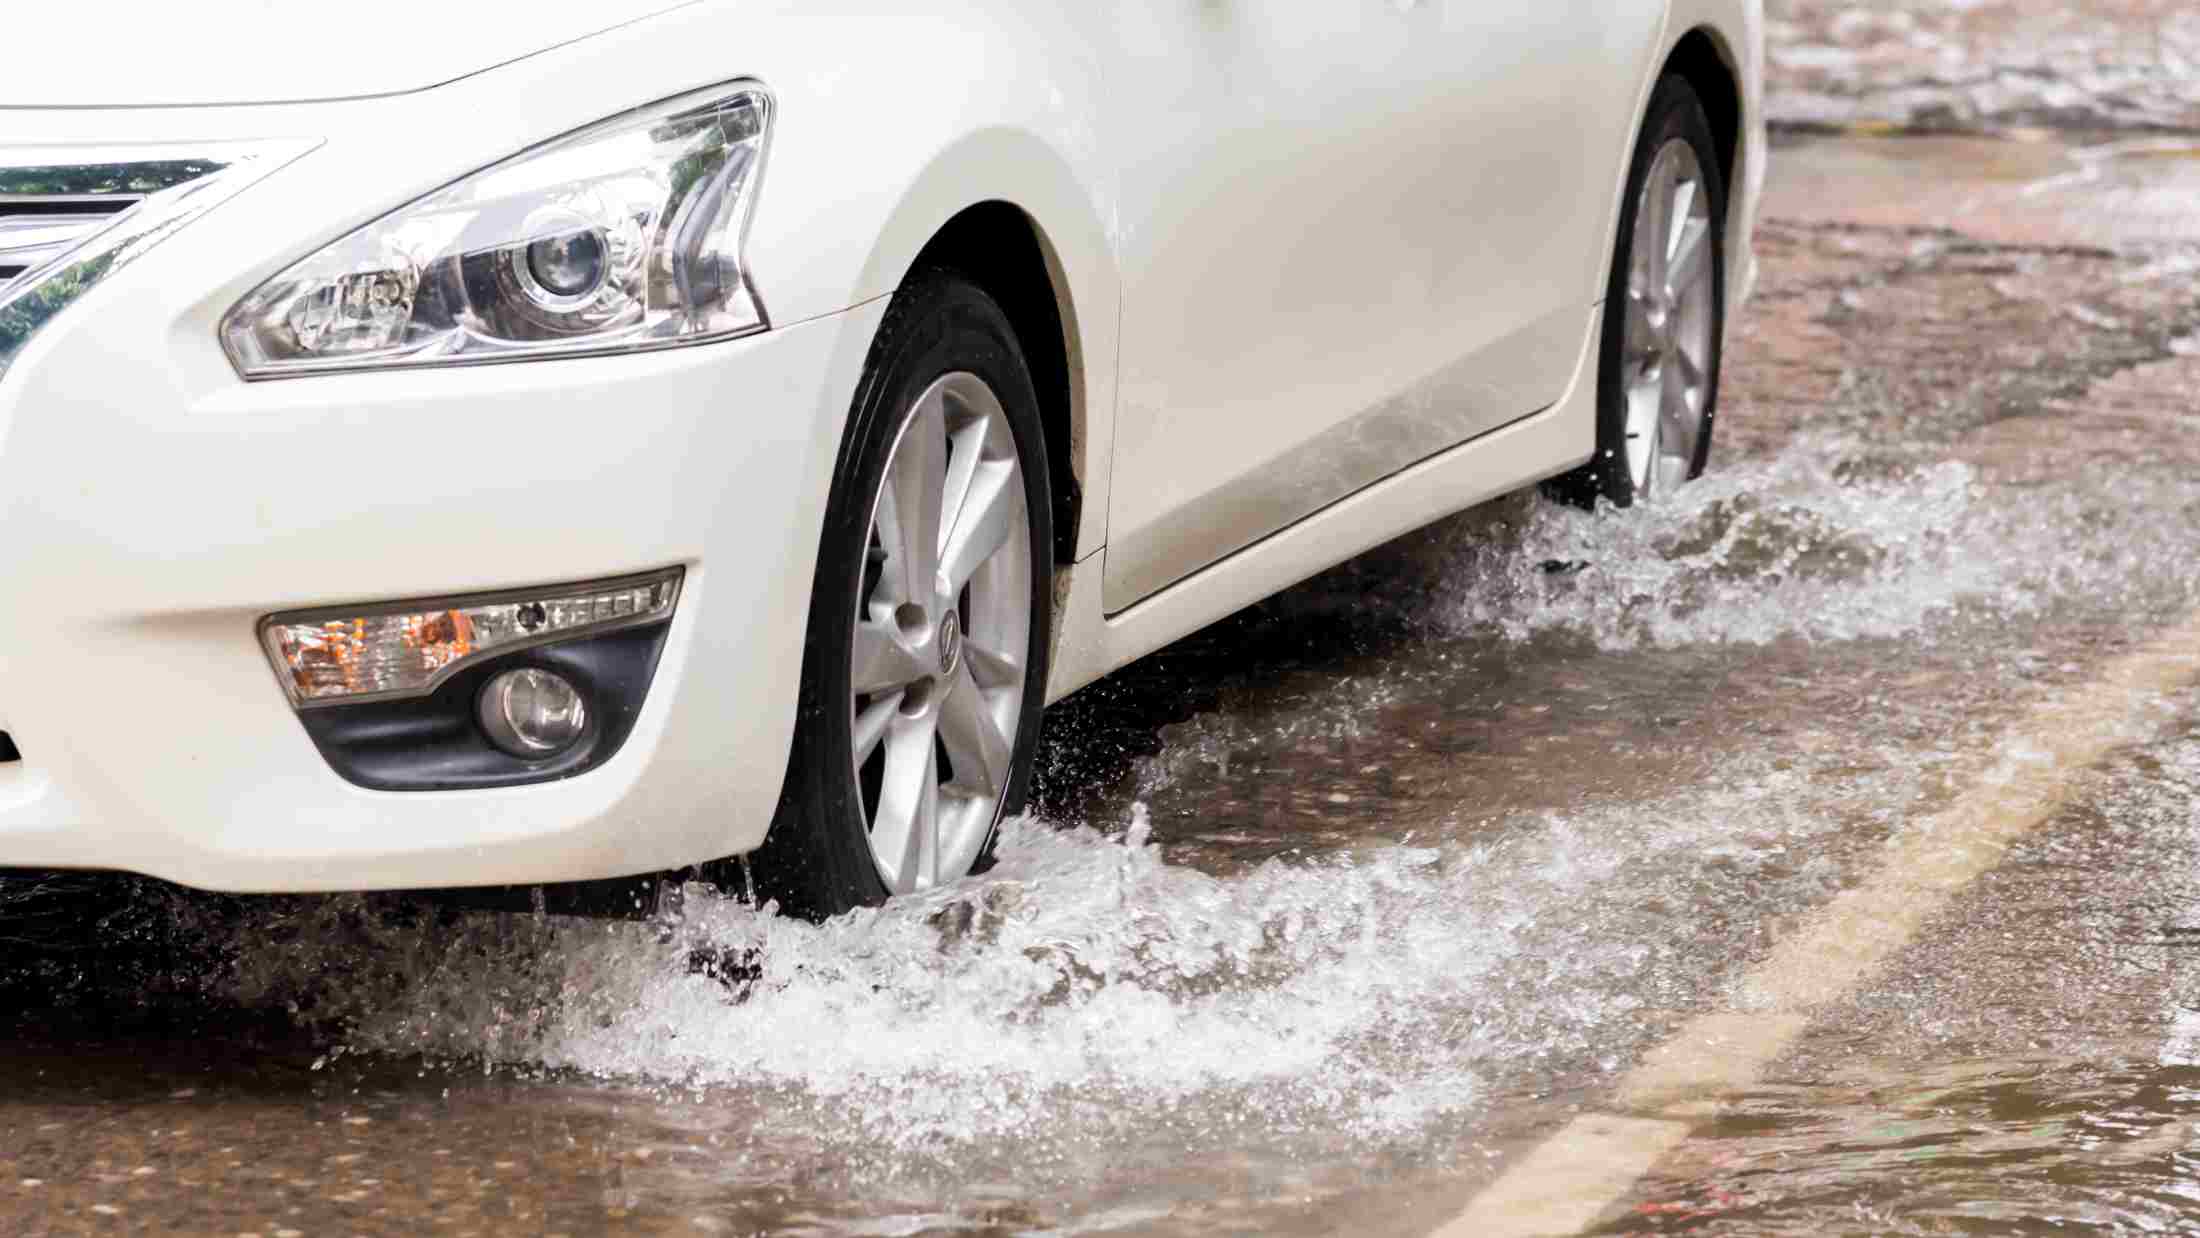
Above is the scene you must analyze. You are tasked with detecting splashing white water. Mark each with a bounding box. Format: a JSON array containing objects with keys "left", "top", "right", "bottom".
[
  {"left": 193, "top": 427, "right": 2200, "bottom": 1161},
  {"left": 1443, "top": 437, "right": 2200, "bottom": 652},
  {"left": 215, "top": 744, "right": 1890, "bottom": 1154},
  {"left": 1767, "top": 0, "right": 2200, "bottom": 131},
  {"left": 183, "top": 422, "right": 2200, "bottom": 1183},
  {"left": 1449, "top": 443, "right": 1989, "bottom": 649}
]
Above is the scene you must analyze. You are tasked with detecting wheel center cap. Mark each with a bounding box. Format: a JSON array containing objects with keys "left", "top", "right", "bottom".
[{"left": 938, "top": 611, "right": 963, "bottom": 678}]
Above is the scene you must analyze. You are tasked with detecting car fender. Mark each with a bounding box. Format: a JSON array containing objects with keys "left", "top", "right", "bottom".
[{"left": 729, "top": 7, "right": 1122, "bottom": 566}]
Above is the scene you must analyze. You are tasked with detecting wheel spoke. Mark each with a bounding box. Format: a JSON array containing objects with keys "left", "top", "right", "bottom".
[
  {"left": 940, "top": 458, "right": 1019, "bottom": 597},
  {"left": 851, "top": 691, "right": 902, "bottom": 765},
  {"left": 913, "top": 747, "right": 941, "bottom": 888},
  {"left": 1664, "top": 347, "right": 1704, "bottom": 418},
  {"left": 1627, "top": 374, "right": 1663, "bottom": 494},
  {"left": 1666, "top": 177, "right": 1698, "bottom": 263},
  {"left": 1639, "top": 156, "right": 1675, "bottom": 291},
  {"left": 1674, "top": 345, "right": 1707, "bottom": 399},
  {"left": 939, "top": 413, "right": 992, "bottom": 560},
  {"left": 1660, "top": 354, "right": 1701, "bottom": 473},
  {"left": 1665, "top": 215, "right": 1711, "bottom": 302},
  {"left": 938, "top": 666, "right": 1012, "bottom": 798},
  {"left": 887, "top": 388, "right": 947, "bottom": 606},
  {"left": 1623, "top": 290, "right": 1657, "bottom": 357},
  {"left": 869, "top": 713, "right": 940, "bottom": 890},
  {"left": 963, "top": 638, "right": 1023, "bottom": 693},
  {"left": 851, "top": 619, "right": 929, "bottom": 695},
  {"left": 869, "top": 480, "right": 912, "bottom": 609}
]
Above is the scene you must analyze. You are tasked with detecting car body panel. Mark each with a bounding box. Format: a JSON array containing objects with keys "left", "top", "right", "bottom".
[
  {"left": 1100, "top": 0, "right": 1666, "bottom": 611},
  {"left": 1054, "top": 0, "right": 1766, "bottom": 696},
  {"left": 1049, "top": 303, "right": 1601, "bottom": 704},
  {"left": 3, "top": 1, "right": 699, "bottom": 107},
  {"left": 0, "top": 0, "right": 1763, "bottom": 891}
]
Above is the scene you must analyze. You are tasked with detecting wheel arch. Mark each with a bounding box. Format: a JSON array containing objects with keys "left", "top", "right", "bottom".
[
  {"left": 1664, "top": 25, "right": 1745, "bottom": 199},
  {"left": 821, "top": 124, "right": 1118, "bottom": 578},
  {"left": 908, "top": 201, "right": 1086, "bottom": 570}
]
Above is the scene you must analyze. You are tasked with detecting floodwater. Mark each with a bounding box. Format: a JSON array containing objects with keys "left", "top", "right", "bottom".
[
  {"left": 14, "top": 18, "right": 2200, "bottom": 1238},
  {"left": 1605, "top": 711, "right": 2200, "bottom": 1234},
  {"left": 1767, "top": 0, "right": 2200, "bottom": 133}
]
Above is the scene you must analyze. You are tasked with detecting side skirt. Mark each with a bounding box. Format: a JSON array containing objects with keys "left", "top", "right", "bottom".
[{"left": 1045, "top": 302, "right": 1602, "bottom": 705}]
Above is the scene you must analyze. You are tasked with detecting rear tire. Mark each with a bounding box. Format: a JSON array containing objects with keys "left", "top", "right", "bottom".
[
  {"left": 1545, "top": 73, "right": 1727, "bottom": 509},
  {"left": 746, "top": 271, "right": 1053, "bottom": 921}
]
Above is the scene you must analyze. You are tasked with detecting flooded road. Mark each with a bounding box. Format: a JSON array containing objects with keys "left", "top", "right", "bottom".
[
  {"left": 14, "top": 11, "right": 2200, "bottom": 1237},
  {"left": 1767, "top": 0, "right": 2200, "bottom": 133},
  {"left": 1609, "top": 710, "right": 2200, "bottom": 1234}
]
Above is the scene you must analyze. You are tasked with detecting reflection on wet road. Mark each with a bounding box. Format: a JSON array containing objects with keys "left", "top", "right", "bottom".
[
  {"left": 1606, "top": 715, "right": 2200, "bottom": 1234},
  {"left": 15, "top": 15, "right": 2200, "bottom": 1238}
]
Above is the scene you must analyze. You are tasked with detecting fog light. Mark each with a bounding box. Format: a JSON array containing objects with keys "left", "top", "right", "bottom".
[
  {"left": 478, "top": 669, "right": 588, "bottom": 756},
  {"left": 261, "top": 568, "right": 680, "bottom": 707}
]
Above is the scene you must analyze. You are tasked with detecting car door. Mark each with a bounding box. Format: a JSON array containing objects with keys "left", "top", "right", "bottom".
[{"left": 1102, "top": 0, "right": 1651, "bottom": 611}]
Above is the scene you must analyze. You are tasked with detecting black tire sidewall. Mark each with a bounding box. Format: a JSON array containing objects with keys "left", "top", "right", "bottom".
[
  {"left": 748, "top": 272, "right": 1054, "bottom": 920},
  {"left": 1585, "top": 74, "right": 1728, "bottom": 509}
]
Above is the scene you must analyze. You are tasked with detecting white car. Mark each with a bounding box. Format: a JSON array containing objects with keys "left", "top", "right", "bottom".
[{"left": 0, "top": 1, "right": 1762, "bottom": 918}]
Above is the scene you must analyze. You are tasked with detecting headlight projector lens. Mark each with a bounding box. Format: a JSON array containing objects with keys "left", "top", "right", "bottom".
[
  {"left": 524, "top": 228, "right": 607, "bottom": 301},
  {"left": 478, "top": 668, "right": 588, "bottom": 756}
]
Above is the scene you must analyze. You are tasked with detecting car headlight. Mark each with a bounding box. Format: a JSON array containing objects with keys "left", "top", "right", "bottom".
[{"left": 221, "top": 82, "right": 771, "bottom": 378}]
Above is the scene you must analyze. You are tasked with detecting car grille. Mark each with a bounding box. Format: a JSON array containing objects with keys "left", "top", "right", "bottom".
[
  {"left": 0, "top": 194, "right": 144, "bottom": 287},
  {"left": 1, "top": 143, "right": 311, "bottom": 381}
]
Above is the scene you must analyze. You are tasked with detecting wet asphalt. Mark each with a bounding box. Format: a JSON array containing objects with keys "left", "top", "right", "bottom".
[{"left": 12, "top": 4, "right": 2200, "bottom": 1235}]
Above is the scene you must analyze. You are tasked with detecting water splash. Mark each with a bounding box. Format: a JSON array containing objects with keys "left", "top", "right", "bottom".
[
  {"left": 1442, "top": 437, "right": 2200, "bottom": 652},
  {"left": 1767, "top": 0, "right": 2200, "bottom": 132},
  {"left": 199, "top": 739, "right": 1896, "bottom": 1158},
  {"left": 179, "top": 424, "right": 2200, "bottom": 1159},
  {"left": 1444, "top": 443, "right": 1981, "bottom": 648}
]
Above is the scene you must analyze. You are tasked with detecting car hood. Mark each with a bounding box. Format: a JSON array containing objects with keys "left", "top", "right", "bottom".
[{"left": 5, "top": 0, "right": 697, "bottom": 107}]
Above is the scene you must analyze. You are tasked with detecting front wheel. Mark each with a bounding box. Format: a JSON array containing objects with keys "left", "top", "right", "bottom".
[
  {"left": 1547, "top": 72, "right": 1728, "bottom": 508},
  {"left": 747, "top": 271, "right": 1053, "bottom": 920}
]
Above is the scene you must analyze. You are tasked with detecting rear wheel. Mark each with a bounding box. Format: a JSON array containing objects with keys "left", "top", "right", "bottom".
[
  {"left": 747, "top": 272, "right": 1053, "bottom": 920},
  {"left": 1547, "top": 73, "right": 1727, "bottom": 508}
]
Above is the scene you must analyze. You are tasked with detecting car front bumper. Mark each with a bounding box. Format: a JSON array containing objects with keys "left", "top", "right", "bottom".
[{"left": 0, "top": 228, "right": 882, "bottom": 890}]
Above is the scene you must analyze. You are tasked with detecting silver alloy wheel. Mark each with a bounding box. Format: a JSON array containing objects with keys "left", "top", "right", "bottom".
[
  {"left": 849, "top": 371, "right": 1033, "bottom": 893},
  {"left": 1621, "top": 137, "right": 1718, "bottom": 498}
]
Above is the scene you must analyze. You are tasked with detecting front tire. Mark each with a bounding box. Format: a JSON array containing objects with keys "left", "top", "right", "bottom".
[
  {"left": 1547, "top": 73, "right": 1727, "bottom": 509},
  {"left": 748, "top": 271, "right": 1053, "bottom": 921}
]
